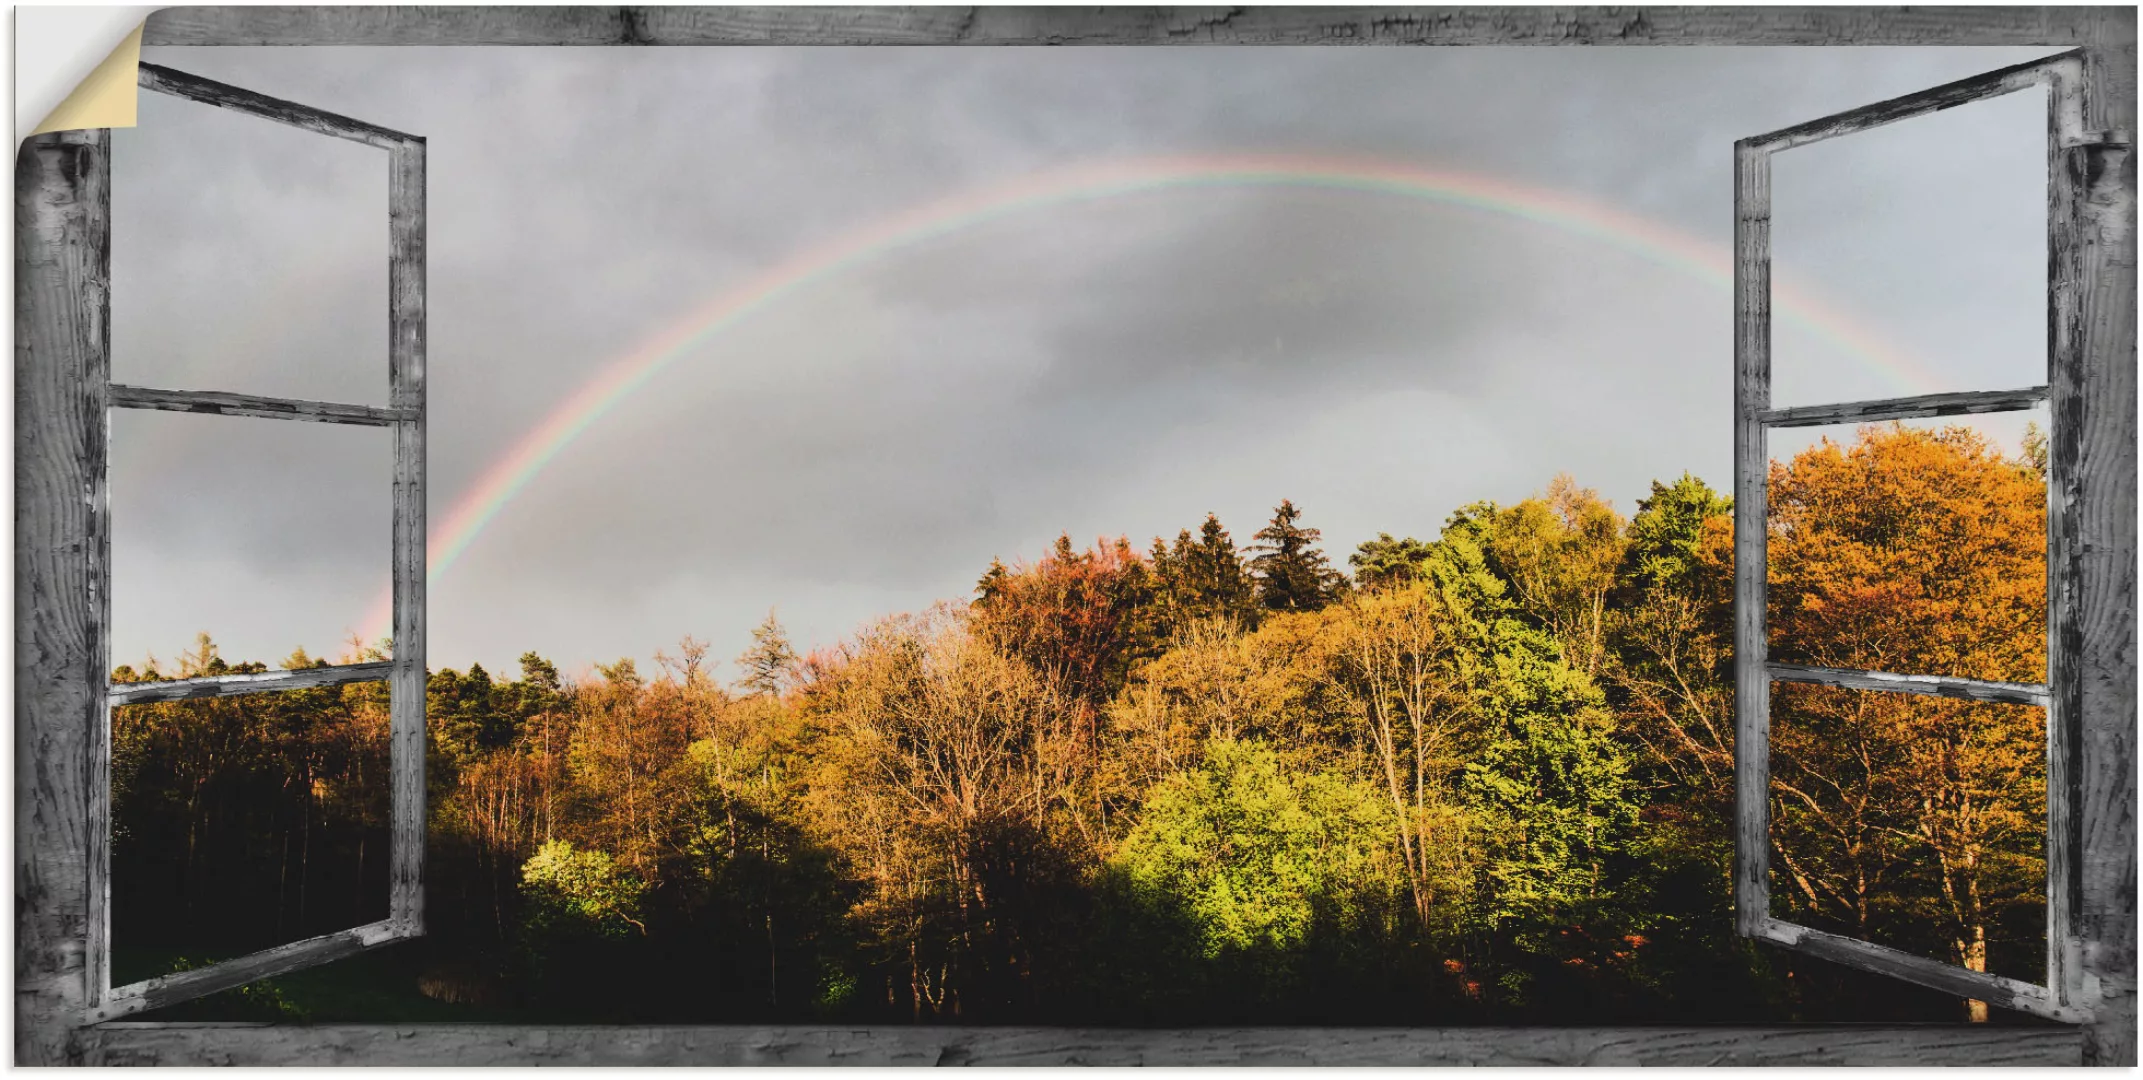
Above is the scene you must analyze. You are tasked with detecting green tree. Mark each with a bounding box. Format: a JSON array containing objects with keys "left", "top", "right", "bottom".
[
  {"left": 1249, "top": 500, "right": 1348, "bottom": 613},
  {"left": 521, "top": 838, "right": 649, "bottom": 938},
  {"left": 1113, "top": 737, "right": 1401, "bottom": 961},
  {"left": 1349, "top": 532, "right": 1437, "bottom": 590}
]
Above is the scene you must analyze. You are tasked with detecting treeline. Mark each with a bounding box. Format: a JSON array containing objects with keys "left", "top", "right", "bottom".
[{"left": 109, "top": 423, "right": 2049, "bottom": 1024}]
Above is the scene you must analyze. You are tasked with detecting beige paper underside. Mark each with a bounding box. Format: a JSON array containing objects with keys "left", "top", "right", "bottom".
[{"left": 30, "top": 22, "right": 144, "bottom": 137}]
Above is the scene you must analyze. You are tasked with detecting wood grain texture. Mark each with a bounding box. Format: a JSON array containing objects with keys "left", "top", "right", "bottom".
[
  {"left": 1758, "top": 386, "right": 2048, "bottom": 429},
  {"left": 1731, "top": 139, "right": 1771, "bottom": 940},
  {"left": 90, "top": 921, "right": 405, "bottom": 1024},
  {"left": 106, "top": 662, "right": 392, "bottom": 706},
  {"left": 80, "top": 1022, "right": 2084, "bottom": 1066},
  {"left": 1743, "top": 50, "right": 2073, "bottom": 153},
  {"left": 138, "top": 5, "right": 2120, "bottom": 48},
  {"left": 388, "top": 140, "right": 428, "bottom": 935},
  {"left": 136, "top": 62, "right": 417, "bottom": 151},
  {"left": 1753, "top": 918, "right": 2082, "bottom": 1023},
  {"left": 2069, "top": 17, "right": 2137, "bottom": 1068},
  {"left": 2044, "top": 48, "right": 2087, "bottom": 1023},
  {"left": 1766, "top": 663, "right": 2051, "bottom": 707},
  {"left": 108, "top": 384, "right": 413, "bottom": 426},
  {"left": 15, "top": 130, "right": 110, "bottom": 1067}
]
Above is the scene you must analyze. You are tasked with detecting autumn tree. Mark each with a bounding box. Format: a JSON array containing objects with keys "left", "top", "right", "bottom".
[
  {"left": 801, "top": 606, "right": 1089, "bottom": 1018},
  {"left": 1766, "top": 424, "right": 2047, "bottom": 1018},
  {"left": 972, "top": 534, "right": 1162, "bottom": 712}
]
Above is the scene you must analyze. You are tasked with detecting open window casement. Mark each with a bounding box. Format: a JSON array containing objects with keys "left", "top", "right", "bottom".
[
  {"left": 1733, "top": 49, "right": 2116, "bottom": 1025},
  {"left": 85, "top": 64, "right": 427, "bottom": 1022}
]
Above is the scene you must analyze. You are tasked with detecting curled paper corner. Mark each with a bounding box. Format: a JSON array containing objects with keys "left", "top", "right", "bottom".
[{"left": 30, "top": 22, "right": 146, "bottom": 137}]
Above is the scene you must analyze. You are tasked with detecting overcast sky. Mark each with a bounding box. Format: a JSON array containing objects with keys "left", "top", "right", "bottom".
[{"left": 108, "top": 43, "right": 2063, "bottom": 681}]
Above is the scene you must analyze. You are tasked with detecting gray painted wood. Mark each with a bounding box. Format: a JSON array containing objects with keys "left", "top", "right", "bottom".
[
  {"left": 1731, "top": 138, "right": 1771, "bottom": 941},
  {"left": 1758, "top": 386, "right": 2048, "bottom": 429},
  {"left": 137, "top": 5, "right": 2121, "bottom": 48},
  {"left": 1742, "top": 49, "right": 2075, "bottom": 153},
  {"left": 1753, "top": 918, "right": 2082, "bottom": 1023},
  {"left": 2044, "top": 49, "right": 2087, "bottom": 1026},
  {"left": 2067, "top": 17, "right": 2137, "bottom": 1067},
  {"left": 136, "top": 62, "right": 418, "bottom": 151},
  {"left": 15, "top": 129, "right": 111, "bottom": 1068},
  {"left": 1766, "top": 663, "right": 2051, "bottom": 708},
  {"left": 80, "top": 1022, "right": 2084, "bottom": 1067},
  {"left": 89, "top": 921, "right": 404, "bottom": 1024},
  {"left": 388, "top": 140, "right": 428, "bottom": 935},
  {"left": 105, "top": 661, "right": 392, "bottom": 706},
  {"left": 107, "top": 384, "right": 413, "bottom": 426}
]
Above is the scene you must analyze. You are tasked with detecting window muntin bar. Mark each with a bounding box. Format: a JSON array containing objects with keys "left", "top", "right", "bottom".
[
  {"left": 106, "top": 660, "right": 393, "bottom": 706},
  {"left": 1768, "top": 663, "right": 2050, "bottom": 708},
  {"left": 1759, "top": 386, "right": 2048, "bottom": 429},
  {"left": 109, "top": 384, "right": 415, "bottom": 426}
]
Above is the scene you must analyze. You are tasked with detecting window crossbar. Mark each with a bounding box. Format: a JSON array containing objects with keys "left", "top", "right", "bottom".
[
  {"left": 1767, "top": 663, "right": 2050, "bottom": 708},
  {"left": 88, "top": 919, "right": 408, "bottom": 1024},
  {"left": 110, "top": 384, "right": 416, "bottom": 426},
  {"left": 1751, "top": 917, "right": 2087, "bottom": 1023},
  {"left": 1759, "top": 386, "right": 2047, "bottom": 429},
  {"left": 1739, "top": 49, "right": 2080, "bottom": 154},
  {"left": 138, "top": 62, "right": 421, "bottom": 152},
  {"left": 107, "top": 661, "right": 395, "bottom": 707}
]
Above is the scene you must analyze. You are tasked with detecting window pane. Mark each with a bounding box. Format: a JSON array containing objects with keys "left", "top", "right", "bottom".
[
  {"left": 109, "top": 685, "right": 393, "bottom": 990},
  {"left": 110, "top": 411, "right": 392, "bottom": 671},
  {"left": 111, "top": 84, "right": 389, "bottom": 407},
  {"left": 1768, "top": 683, "right": 2046, "bottom": 999},
  {"left": 1766, "top": 410, "right": 2048, "bottom": 685},
  {"left": 1767, "top": 82, "right": 2046, "bottom": 409}
]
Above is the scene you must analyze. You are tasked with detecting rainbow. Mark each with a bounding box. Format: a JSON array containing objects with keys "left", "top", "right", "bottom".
[{"left": 358, "top": 152, "right": 1929, "bottom": 644}]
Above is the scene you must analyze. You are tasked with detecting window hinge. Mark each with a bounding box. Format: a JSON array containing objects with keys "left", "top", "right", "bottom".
[{"left": 2063, "top": 129, "right": 2132, "bottom": 149}]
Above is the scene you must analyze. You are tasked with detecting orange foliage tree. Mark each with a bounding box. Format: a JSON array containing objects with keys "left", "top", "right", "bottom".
[{"left": 1765, "top": 424, "right": 2047, "bottom": 1015}]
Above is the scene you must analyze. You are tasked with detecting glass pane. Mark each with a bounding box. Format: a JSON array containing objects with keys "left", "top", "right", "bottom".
[
  {"left": 110, "top": 411, "right": 392, "bottom": 671},
  {"left": 1769, "top": 683, "right": 2047, "bottom": 1000},
  {"left": 109, "top": 684, "right": 393, "bottom": 988},
  {"left": 1766, "top": 410, "right": 2048, "bottom": 685},
  {"left": 1768, "top": 82, "right": 2046, "bottom": 409},
  {"left": 111, "top": 83, "right": 389, "bottom": 407}
]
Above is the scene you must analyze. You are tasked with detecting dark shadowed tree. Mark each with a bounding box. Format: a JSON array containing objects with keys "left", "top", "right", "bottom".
[
  {"left": 1151, "top": 513, "right": 1259, "bottom": 634},
  {"left": 1249, "top": 500, "right": 1348, "bottom": 613}
]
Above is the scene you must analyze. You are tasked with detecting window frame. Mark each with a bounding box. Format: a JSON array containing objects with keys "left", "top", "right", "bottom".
[
  {"left": 72, "top": 63, "right": 429, "bottom": 1023},
  {"left": 1730, "top": 49, "right": 2098, "bottom": 1025},
  {"left": 15, "top": 4, "right": 2133, "bottom": 1067}
]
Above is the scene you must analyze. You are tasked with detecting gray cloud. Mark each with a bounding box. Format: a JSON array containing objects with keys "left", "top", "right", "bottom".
[{"left": 110, "top": 43, "right": 2066, "bottom": 677}]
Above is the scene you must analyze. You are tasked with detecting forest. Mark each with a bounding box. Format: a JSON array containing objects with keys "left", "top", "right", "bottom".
[{"left": 108, "top": 422, "right": 2053, "bottom": 1026}]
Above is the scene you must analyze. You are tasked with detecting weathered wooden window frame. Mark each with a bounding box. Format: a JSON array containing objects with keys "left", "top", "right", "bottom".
[
  {"left": 1730, "top": 48, "right": 2108, "bottom": 1026},
  {"left": 15, "top": 5, "right": 2133, "bottom": 1067},
  {"left": 66, "top": 63, "right": 430, "bottom": 1023}
]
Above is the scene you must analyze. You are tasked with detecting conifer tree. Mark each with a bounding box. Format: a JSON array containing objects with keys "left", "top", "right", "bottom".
[
  {"left": 1152, "top": 513, "right": 1258, "bottom": 633},
  {"left": 1248, "top": 500, "right": 1348, "bottom": 612},
  {"left": 736, "top": 611, "right": 799, "bottom": 697}
]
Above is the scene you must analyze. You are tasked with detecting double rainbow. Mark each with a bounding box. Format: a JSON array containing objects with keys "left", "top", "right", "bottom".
[{"left": 359, "top": 152, "right": 1926, "bottom": 644}]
